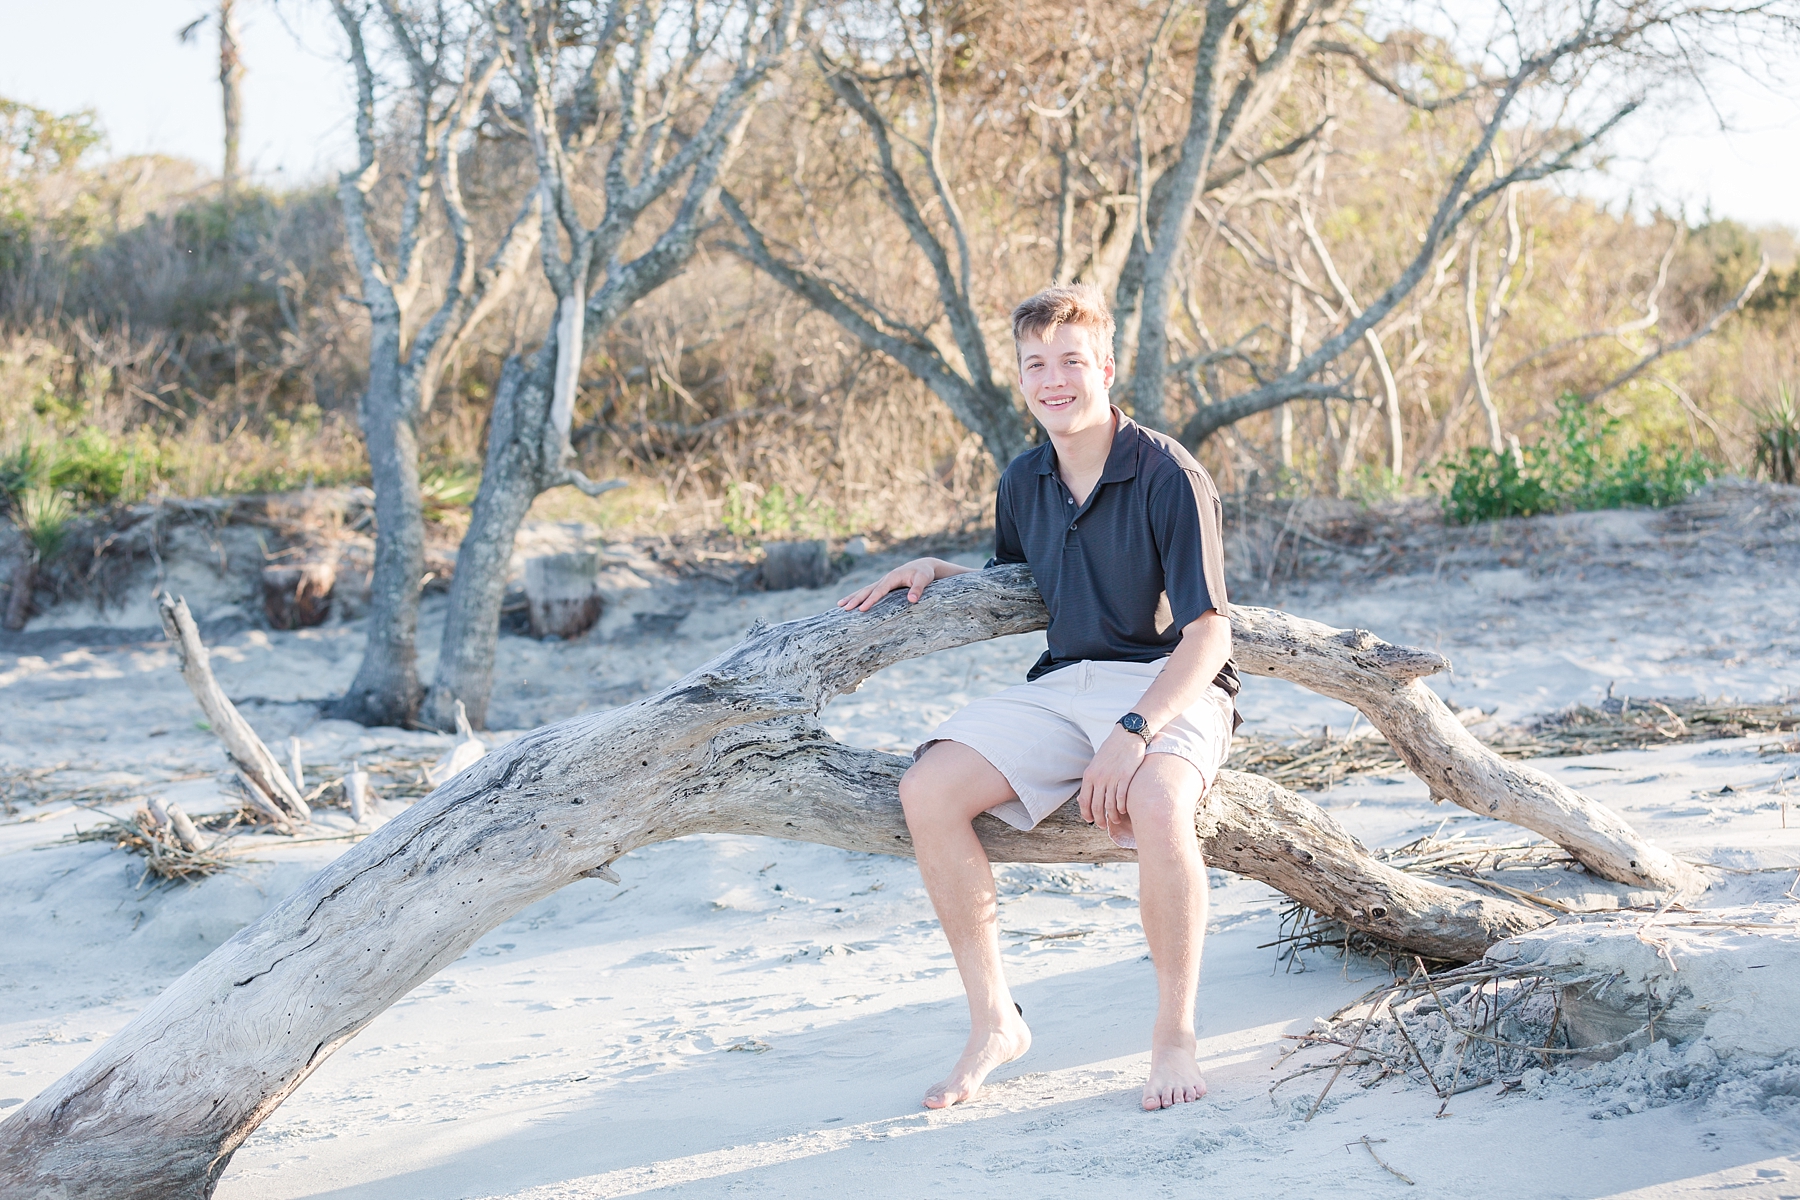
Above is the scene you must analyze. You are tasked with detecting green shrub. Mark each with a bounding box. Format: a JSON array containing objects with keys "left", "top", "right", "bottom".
[
  {"left": 1749, "top": 384, "right": 1799, "bottom": 486},
  {"left": 15, "top": 484, "right": 71, "bottom": 556},
  {"left": 722, "top": 480, "right": 846, "bottom": 540},
  {"left": 1437, "top": 394, "right": 1718, "bottom": 525},
  {"left": 0, "top": 428, "right": 170, "bottom": 519},
  {"left": 420, "top": 466, "right": 480, "bottom": 522}
]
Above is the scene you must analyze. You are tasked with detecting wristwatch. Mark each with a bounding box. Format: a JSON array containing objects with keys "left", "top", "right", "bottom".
[{"left": 1118, "top": 712, "right": 1153, "bottom": 745}]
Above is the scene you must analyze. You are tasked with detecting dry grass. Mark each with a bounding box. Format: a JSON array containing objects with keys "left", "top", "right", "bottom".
[{"left": 1496, "top": 695, "right": 1800, "bottom": 757}]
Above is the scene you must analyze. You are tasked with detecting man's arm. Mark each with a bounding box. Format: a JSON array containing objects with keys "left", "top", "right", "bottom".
[
  {"left": 1078, "top": 611, "right": 1231, "bottom": 830},
  {"left": 837, "top": 557, "right": 974, "bottom": 612},
  {"left": 840, "top": 472, "right": 1020, "bottom": 612}
]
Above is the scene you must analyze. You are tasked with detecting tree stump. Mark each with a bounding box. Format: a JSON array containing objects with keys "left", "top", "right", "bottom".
[
  {"left": 2, "top": 552, "right": 33, "bottom": 631},
  {"left": 525, "top": 553, "right": 602, "bottom": 639},
  {"left": 758, "top": 539, "right": 833, "bottom": 590},
  {"left": 261, "top": 562, "right": 337, "bottom": 630}
]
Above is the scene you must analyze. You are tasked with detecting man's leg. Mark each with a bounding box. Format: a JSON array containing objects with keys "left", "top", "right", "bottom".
[
  {"left": 899, "top": 741, "right": 1032, "bottom": 1108},
  {"left": 1124, "top": 754, "right": 1210, "bottom": 1111}
]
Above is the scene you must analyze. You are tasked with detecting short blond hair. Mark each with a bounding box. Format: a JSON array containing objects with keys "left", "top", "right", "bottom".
[{"left": 1011, "top": 284, "right": 1116, "bottom": 361}]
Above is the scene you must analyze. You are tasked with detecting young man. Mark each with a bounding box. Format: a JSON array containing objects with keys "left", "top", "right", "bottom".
[{"left": 838, "top": 284, "right": 1239, "bottom": 1113}]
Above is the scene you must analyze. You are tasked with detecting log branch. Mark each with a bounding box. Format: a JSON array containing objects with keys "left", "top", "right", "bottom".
[{"left": 1227, "top": 605, "right": 1703, "bottom": 895}]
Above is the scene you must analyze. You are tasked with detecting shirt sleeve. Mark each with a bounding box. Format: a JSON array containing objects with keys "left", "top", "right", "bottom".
[
  {"left": 991, "top": 472, "right": 1027, "bottom": 566},
  {"left": 1148, "top": 464, "right": 1230, "bottom": 629}
]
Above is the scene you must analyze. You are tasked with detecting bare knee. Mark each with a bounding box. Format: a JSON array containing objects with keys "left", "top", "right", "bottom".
[
  {"left": 1127, "top": 771, "right": 1201, "bottom": 847},
  {"left": 898, "top": 763, "right": 934, "bottom": 822},
  {"left": 899, "top": 754, "right": 959, "bottom": 831},
  {"left": 900, "top": 741, "right": 1012, "bottom": 831}
]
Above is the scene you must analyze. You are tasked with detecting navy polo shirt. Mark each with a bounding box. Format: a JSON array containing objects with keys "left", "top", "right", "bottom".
[{"left": 991, "top": 408, "right": 1239, "bottom": 697}]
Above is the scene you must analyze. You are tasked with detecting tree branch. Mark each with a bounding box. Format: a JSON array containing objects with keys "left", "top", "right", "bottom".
[{"left": 1582, "top": 253, "right": 1769, "bottom": 403}]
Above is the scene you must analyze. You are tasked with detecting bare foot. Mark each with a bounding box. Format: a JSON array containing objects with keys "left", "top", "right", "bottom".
[
  {"left": 1142, "top": 1041, "right": 1207, "bottom": 1111},
  {"left": 923, "top": 1015, "right": 1031, "bottom": 1109}
]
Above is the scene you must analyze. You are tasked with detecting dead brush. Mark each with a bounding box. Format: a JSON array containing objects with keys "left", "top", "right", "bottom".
[
  {"left": 63, "top": 803, "right": 239, "bottom": 883},
  {"left": 1260, "top": 834, "right": 1582, "bottom": 981},
  {"left": 1379, "top": 833, "right": 1580, "bottom": 914},
  {"left": 1270, "top": 957, "right": 1611, "bottom": 1119},
  {"left": 1495, "top": 694, "right": 1800, "bottom": 757},
  {"left": 1227, "top": 693, "right": 1800, "bottom": 797},
  {"left": 0, "top": 763, "right": 151, "bottom": 816},
  {"left": 1226, "top": 724, "right": 1407, "bottom": 791}
]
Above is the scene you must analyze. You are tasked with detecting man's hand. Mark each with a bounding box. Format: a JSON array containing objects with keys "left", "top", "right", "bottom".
[
  {"left": 1079, "top": 724, "right": 1148, "bottom": 835},
  {"left": 836, "top": 557, "right": 968, "bottom": 612}
]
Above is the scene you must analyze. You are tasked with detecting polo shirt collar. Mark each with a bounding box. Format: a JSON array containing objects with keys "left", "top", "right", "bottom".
[{"left": 1034, "top": 404, "right": 1140, "bottom": 482}]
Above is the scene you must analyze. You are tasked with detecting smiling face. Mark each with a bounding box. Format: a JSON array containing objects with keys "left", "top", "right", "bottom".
[{"left": 1017, "top": 322, "right": 1115, "bottom": 439}]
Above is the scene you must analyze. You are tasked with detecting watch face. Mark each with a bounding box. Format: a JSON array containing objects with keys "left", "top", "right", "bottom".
[{"left": 1120, "top": 713, "right": 1147, "bottom": 734}]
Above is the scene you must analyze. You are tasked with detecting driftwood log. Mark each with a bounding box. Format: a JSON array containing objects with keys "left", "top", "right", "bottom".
[
  {"left": 3, "top": 568, "right": 1682, "bottom": 1197},
  {"left": 156, "top": 595, "right": 310, "bottom": 829}
]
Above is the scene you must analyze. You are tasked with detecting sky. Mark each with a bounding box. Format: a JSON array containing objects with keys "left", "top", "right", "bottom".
[{"left": 1, "top": 1, "right": 1797, "bottom": 234}]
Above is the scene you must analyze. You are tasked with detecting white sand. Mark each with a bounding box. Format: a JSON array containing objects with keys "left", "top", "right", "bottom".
[{"left": 3, "top": 500, "right": 1799, "bottom": 1198}]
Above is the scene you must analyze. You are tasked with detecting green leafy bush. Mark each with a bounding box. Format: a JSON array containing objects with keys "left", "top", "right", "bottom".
[
  {"left": 420, "top": 466, "right": 480, "bottom": 522},
  {"left": 0, "top": 429, "right": 166, "bottom": 510},
  {"left": 1437, "top": 394, "right": 1718, "bottom": 524}
]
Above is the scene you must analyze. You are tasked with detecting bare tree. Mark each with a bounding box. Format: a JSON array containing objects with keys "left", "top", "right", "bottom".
[
  {"left": 725, "top": 0, "right": 1786, "bottom": 474},
  {"left": 178, "top": 0, "right": 247, "bottom": 194},
  {"left": 220, "top": 0, "right": 244, "bottom": 192},
  {"left": 328, "top": 1, "right": 542, "bottom": 727},
  {"left": 420, "top": 0, "right": 805, "bottom": 731},
  {"left": 1177, "top": 2, "right": 1785, "bottom": 447},
  {"left": 721, "top": 0, "right": 1344, "bottom": 467}
]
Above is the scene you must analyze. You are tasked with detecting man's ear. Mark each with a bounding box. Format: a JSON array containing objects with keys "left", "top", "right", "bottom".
[{"left": 1101, "top": 353, "right": 1116, "bottom": 389}]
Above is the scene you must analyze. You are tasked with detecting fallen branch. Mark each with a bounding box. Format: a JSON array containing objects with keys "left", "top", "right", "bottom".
[{"left": 157, "top": 594, "right": 310, "bottom": 829}]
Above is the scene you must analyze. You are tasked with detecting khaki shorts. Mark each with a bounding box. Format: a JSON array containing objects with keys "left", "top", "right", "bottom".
[{"left": 916, "top": 658, "right": 1235, "bottom": 850}]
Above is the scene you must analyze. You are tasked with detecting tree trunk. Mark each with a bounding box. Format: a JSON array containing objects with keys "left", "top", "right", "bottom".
[
  {"left": 218, "top": 0, "right": 243, "bottom": 195},
  {"left": 0, "top": 568, "right": 1558, "bottom": 1199},
  {"left": 2, "top": 552, "right": 33, "bottom": 631},
  {"left": 331, "top": 345, "right": 426, "bottom": 727},
  {"left": 420, "top": 350, "right": 555, "bottom": 731}
]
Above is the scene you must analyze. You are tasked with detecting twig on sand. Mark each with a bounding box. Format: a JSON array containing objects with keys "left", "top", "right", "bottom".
[
  {"left": 1349, "top": 1136, "right": 1415, "bottom": 1185},
  {"left": 1307, "top": 986, "right": 1397, "bottom": 1121}
]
